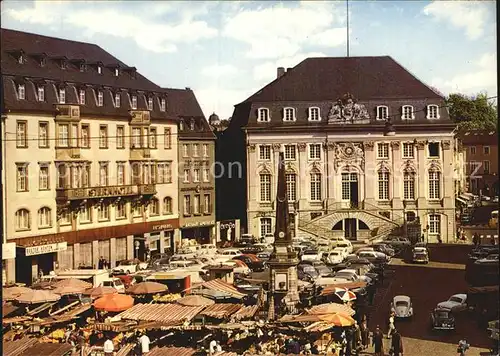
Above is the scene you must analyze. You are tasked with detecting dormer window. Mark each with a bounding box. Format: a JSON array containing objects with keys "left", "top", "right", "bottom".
[
  {"left": 190, "top": 120, "right": 195, "bottom": 130},
  {"left": 308, "top": 107, "right": 320, "bottom": 121},
  {"left": 257, "top": 108, "right": 270, "bottom": 122},
  {"left": 17, "top": 84, "right": 25, "bottom": 100},
  {"left": 283, "top": 107, "right": 296, "bottom": 122},
  {"left": 79, "top": 89, "right": 86, "bottom": 105},
  {"left": 37, "top": 86, "right": 45, "bottom": 102},
  {"left": 147, "top": 97, "right": 153, "bottom": 111},
  {"left": 80, "top": 63, "right": 86, "bottom": 72},
  {"left": 160, "top": 98, "right": 166, "bottom": 112},
  {"left": 97, "top": 90, "right": 104, "bottom": 107},
  {"left": 40, "top": 57, "right": 46, "bottom": 67},
  {"left": 18, "top": 54, "right": 24, "bottom": 64},
  {"left": 402, "top": 105, "right": 414, "bottom": 120},
  {"left": 180, "top": 121, "right": 185, "bottom": 131},
  {"left": 59, "top": 88, "right": 66, "bottom": 104},
  {"left": 60, "top": 60, "right": 66, "bottom": 69},
  {"left": 376, "top": 105, "right": 389, "bottom": 121},
  {"left": 114, "top": 68, "right": 119, "bottom": 76},
  {"left": 115, "top": 93, "right": 121, "bottom": 108},
  {"left": 427, "top": 105, "right": 440, "bottom": 120},
  {"left": 131, "top": 95, "right": 137, "bottom": 109},
  {"left": 97, "top": 66, "right": 102, "bottom": 74}
]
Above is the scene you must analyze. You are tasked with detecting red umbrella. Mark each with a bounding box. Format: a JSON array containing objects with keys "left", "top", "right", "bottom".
[{"left": 94, "top": 293, "right": 134, "bottom": 312}]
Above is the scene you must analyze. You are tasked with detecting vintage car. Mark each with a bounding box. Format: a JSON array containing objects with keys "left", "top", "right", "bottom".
[
  {"left": 430, "top": 308, "right": 455, "bottom": 330},
  {"left": 412, "top": 247, "right": 429, "bottom": 264},
  {"left": 437, "top": 294, "right": 468, "bottom": 312},
  {"left": 390, "top": 295, "right": 414, "bottom": 318}
]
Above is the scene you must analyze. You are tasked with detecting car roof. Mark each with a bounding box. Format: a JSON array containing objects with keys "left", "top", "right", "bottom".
[
  {"left": 450, "top": 293, "right": 467, "bottom": 299},
  {"left": 393, "top": 295, "right": 411, "bottom": 302}
]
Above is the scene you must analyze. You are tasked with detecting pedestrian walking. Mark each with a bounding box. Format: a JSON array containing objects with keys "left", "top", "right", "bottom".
[
  {"left": 360, "top": 320, "right": 370, "bottom": 350},
  {"left": 472, "top": 233, "right": 479, "bottom": 246},
  {"left": 352, "top": 322, "right": 362, "bottom": 354},
  {"left": 390, "top": 329, "right": 403, "bottom": 356},
  {"left": 457, "top": 339, "right": 470, "bottom": 356},
  {"left": 387, "top": 312, "right": 395, "bottom": 339},
  {"left": 138, "top": 333, "right": 150, "bottom": 355},
  {"left": 372, "top": 325, "right": 384, "bottom": 356},
  {"left": 98, "top": 256, "right": 104, "bottom": 269}
]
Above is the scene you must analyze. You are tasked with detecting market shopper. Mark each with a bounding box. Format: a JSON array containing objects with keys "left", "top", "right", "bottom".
[
  {"left": 387, "top": 312, "right": 395, "bottom": 339},
  {"left": 138, "top": 333, "right": 150, "bottom": 355},
  {"left": 457, "top": 339, "right": 470, "bottom": 356},
  {"left": 360, "top": 321, "right": 370, "bottom": 350},
  {"left": 372, "top": 325, "right": 384, "bottom": 356},
  {"left": 390, "top": 330, "right": 403, "bottom": 356},
  {"left": 104, "top": 338, "right": 114, "bottom": 356}
]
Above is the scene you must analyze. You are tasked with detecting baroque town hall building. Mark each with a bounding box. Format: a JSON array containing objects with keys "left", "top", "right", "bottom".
[{"left": 218, "top": 56, "right": 462, "bottom": 245}]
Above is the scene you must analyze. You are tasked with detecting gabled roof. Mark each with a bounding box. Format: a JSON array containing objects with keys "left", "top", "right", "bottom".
[
  {"left": 242, "top": 56, "right": 443, "bottom": 103},
  {"left": 459, "top": 129, "right": 498, "bottom": 145}
]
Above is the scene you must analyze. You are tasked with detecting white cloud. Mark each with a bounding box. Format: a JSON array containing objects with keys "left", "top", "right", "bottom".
[
  {"left": 431, "top": 53, "right": 497, "bottom": 96},
  {"left": 196, "top": 87, "right": 255, "bottom": 119},
  {"left": 422, "top": 1, "right": 490, "bottom": 40},
  {"left": 201, "top": 64, "right": 238, "bottom": 78},
  {"left": 253, "top": 52, "right": 327, "bottom": 83},
  {"left": 5, "top": 0, "right": 218, "bottom": 53},
  {"left": 223, "top": 2, "right": 346, "bottom": 59}
]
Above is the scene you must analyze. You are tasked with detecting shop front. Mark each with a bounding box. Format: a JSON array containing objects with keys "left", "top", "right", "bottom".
[
  {"left": 216, "top": 219, "right": 241, "bottom": 246},
  {"left": 2, "top": 242, "right": 16, "bottom": 285},
  {"left": 180, "top": 219, "right": 215, "bottom": 246}
]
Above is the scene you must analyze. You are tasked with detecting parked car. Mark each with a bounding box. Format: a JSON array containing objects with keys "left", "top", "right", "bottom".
[
  {"left": 357, "top": 251, "right": 389, "bottom": 265},
  {"left": 214, "top": 248, "right": 243, "bottom": 263},
  {"left": 488, "top": 320, "right": 499, "bottom": 340},
  {"left": 437, "top": 294, "right": 468, "bottom": 312},
  {"left": 298, "top": 263, "right": 319, "bottom": 281},
  {"left": 336, "top": 240, "right": 353, "bottom": 254},
  {"left": 334, "top": 269, "right": 361, "bottom": 282},
  {"left": 240, "top": 234, "right": 258, "bottom": 244},
  {"left": 240, "top": 245, "right": 264, "bottom": 255},
  {"left": 233, "top": 254, "right": 265, "bottom": 272},
  {"left": 341, "top": 268, "right": 373, "bottom": 284},
  {"left": 372, "top": 243, "right": 395, "bottom": 257},
  {"left": 391, "top": 295, "right": 414, "bottom": 318},
  {"left": 324, "top": 250, "right": 344, "bottom": 265},
  {"left": 310, "top": 261, "right": 332, "bottom": 277},
  {"left": 301, "top": 249, "right": 322, "bottom": 262},
  {"left": 476, "top": 254, "right": 499, "bottom": 265},
  {"left": 412, "top": 247, "right": 429, "bottom": 264},
  {"left": 257, "top": 251, "right": 271, "bottom": 261},
  {"left": 385, "top": 236, "right": 411, "bottom": 250},
  {"left": 113, "top": 259, "right": 147, "bottom": 274},
  {"left": 430, "top": 308, "right": 455, "bottom": 330},
  {"left": 197, "top": 244, "right": 217, "bottom": 256},
  {"left": 220, "top": 260, "right": 251, "bottom": 276}
]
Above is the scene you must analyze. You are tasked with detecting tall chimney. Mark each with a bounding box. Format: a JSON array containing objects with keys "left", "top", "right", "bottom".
[
  {"left": 287, "top": 67, "right": 292, "bottom": 72},
  {"left": 277, "top": 67, "right": 285, "bottom": 78}
]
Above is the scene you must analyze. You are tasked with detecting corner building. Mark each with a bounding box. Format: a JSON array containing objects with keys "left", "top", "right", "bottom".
[
  {"left": 1, "top": 29, "right": 205, "bottom": 284},
  {"left": 219, "top": 57, "right": 461, "bottom": 244}
]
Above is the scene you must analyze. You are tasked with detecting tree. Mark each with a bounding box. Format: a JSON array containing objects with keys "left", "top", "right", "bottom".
[{"left": 445, "top": 92, "right": 497, "bottom": 132}]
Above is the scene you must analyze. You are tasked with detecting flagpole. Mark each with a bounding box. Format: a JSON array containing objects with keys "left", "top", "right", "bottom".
[{"left": 346, "top": 0, "right": 350, "bottom": 57}]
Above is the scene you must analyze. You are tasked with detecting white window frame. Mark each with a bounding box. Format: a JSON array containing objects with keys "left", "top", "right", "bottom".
[
  {"left": 39, "top": 165, "right": 50, "bottom": 190},
  {"left": 257, "top": 108, "right": 270, "bottom": 122},
  {"left": 183, "top": 169, "right": 190, "bottom": 183},
  {"left": 148, "top": 97, "right": 153, "bottom": 110},
  {"left": 99, "top": 125, "right": 108, "bottom": 148},
  {"left": 483, "top": 160, "right": 490, "bottom": 173},
  {"left": 428, "top": 170, "right": 441, "bottom": 200},
  {"left": 182, "top": 144, "right": 189, "bottom": 157},
  {"left": 97, "top": 203, "right": 110, "bottom": 221},
  {"left": 163, "top": 197, "right": 173, "bottom": 214},
  {"left": 115, "top": 93, "right": 121, "bottom": 108},
  {"left": 150, "top": 198, "right": 160, "bottom": 216},
  {"left": 15, "top": 209, "right": 30, "bottom": 231},
  {"left": 310, "top": 172, "right": 322, "bottom": 201},
  {"left": 16, "top": 121, "right": 27, "bottom": 148},
  {"left": 160, "top": 98, "right": 166, "bottom": 112},
  {"left": 377, "top": 143, "right": 389, "bottom": 159},
  {"left": 193, "top": 195, "right": 200, "bottom": 214},
  {"left": 131, "top": 95, "right": 137, "bottom": 109},
  {"left": 192, "top": 144, "right": 199, "bottom": 157},
  {"left": 401, "top": 105, "right": 414, "bottom": 120},
  {"left": 376, "top": 105, "right": 389, "bottom": 121},
  {"left": 309, "top": 144, "right": 321, "bottom": 160},
  {"left": 97, "top": 90, "right": 104, "bottom": 107},
  {"left": 260, "top": 218, "right": 272, "bottom": 238},
  {"left": 308, "top": 107, "right": 321, "bottom": 121},
  {"left": 483, "top": 146, "right": 490, "bottom": 155},
  {"left": 426, "top": 104, "right": 440, "bottom": 120},
  {"left": 259, "top": 145, "right": 271, "bottom": 160},
  {"left": 149, "top": 127, "right": 157, "bottom": 148},
  {"left": 18, "top": 84, "right": 25, "bottom": 100},
  {"left": 284, "top": 145, "right": 296, "bottom": 160},
  {"left": 193, "top": 168, "right": 200, "bottom": 183},
  {"left": 402, "top": 142, "right": 414, "bottom": 158},
  {"left": 183, "top": 195, "right": 191, "bottom": 215},
  {"left": 286, "top": 173, "right": 297, "bottom": 201},
  {"left": 80, "top": 204, "right": 92, "bottom": 222},
  {"left": 38, "top": 207, "right": 52, "bottom": 228},
  {"left": 117, "top": 162, "right": 125, "bottom": 185},
  {"left": 470, "top": 146, "right": 476, "bottom": 155},
  {"left": 283, "top": 107, "right": 296, "bottom": 122},
  {"left": 260, "top": 173, "right": 271, "bottom": 202},
  {"left": 37, "top": 86, "right": 45, "bottom": 101},
  {"left": 59, "top": 88, "right": 66, "bottom": 104},
  {"left": 203, "top": 167, "right": 210, "bottom": 182},
  {"left": 403, "top": 171, "right": 415, "bottom": 200},
  {"left": 378, "top": 170, "right": 390, "bottom": 200},
  {"left": 81, "top": 125, "right": 90, "bottom": 148},
  {"left": 99, "top": 162, "right": 109, "bottom": 186},
  {"left": 429, "top": 214, "right": 441, "bottom": 235},
  {"left": 79, "top": 89, "right": 86, "bottom": 105},
  {"left": 204, "top": 194, "right": 211, "bottom": 214},
  {"left": 58, "top": 124, "right": 69, "bottom": 147},
  {"left": 116, "top": 202, "right": 126, "bottom": 219},
  {"left": 341, "top": 173, "right": 357, "bottom": 200}
]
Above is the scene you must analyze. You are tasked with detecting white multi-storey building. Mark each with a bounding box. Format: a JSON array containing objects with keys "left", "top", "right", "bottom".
[
  {"left": 218, "top": 57, "right": 463, "bottom": 244},
  {"left": 1, "top": 29, "right": 206, "bottom": 284}
]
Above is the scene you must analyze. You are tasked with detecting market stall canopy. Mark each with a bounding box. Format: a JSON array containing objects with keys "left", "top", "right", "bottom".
[
  {"left": 177, "top": 295, "right": 215, "bottom": 307},
  {"left": 191, "top": 279, "right": 246, "bottom": 299},
  {"left": 320, "top": 282, "right": 366, "bottom": 296},
  {"left": 83, "top": 286, "right": 117, "bottom": 298},
  {"left": 52, "top": 278, "right": 93, "bottom": 290},
  {"left": 280, "top": 312, "right": 355, "bottom": 327},
  {"left": 199, "top": 303, "right": 243, "bottom": 319},
  {"left": 3, "top": 286, "right": 32, "bottom": 301},
  {"left": 306, "top": 303, "right": 355, "bottom": 316},
  {"left": 333, "top": 287, "right": 357, "bottom": 302},
  {"left": 94, "top": 294, "right": 134, "bottom": 312},
  {"left": 16, "top": 289, "right": 61, "bottom": 304},
  {"left": 31, "top": 280, "right": 57, "bottom": 290},
  {"left": 52, "top": 285, "right": 87, "bottom": 296},
  {"left": 127, "top": 281, "right": 168, "bottom": 295},
  {"left": 116, "top": 303, "right": 204, "bottom": 324}
]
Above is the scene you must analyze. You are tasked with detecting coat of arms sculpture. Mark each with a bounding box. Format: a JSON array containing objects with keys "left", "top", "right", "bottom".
[{"left": 328, "top": 93, "right": 370, "bottom": 124}]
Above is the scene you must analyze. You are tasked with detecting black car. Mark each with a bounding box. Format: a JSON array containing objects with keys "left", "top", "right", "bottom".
[
  {"left": 430, "top": 308, "right": 455, "bottom": 330},
  {"left": 241, "top": 245, "right": 264, "bottom": 255},
  {"left": 372, "top": 243, "right": 395, "bottom": 257},
  {"left": 297, "top": 264, "right": 319, "bottom": 282},
  {"left": 233, "top": 255, "right": 265, "bottom": 272}
]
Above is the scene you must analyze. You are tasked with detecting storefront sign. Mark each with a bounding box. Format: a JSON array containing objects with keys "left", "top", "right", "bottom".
[
  {"left": 25, "top": 242, "right": 67, "bottom": 256},
  {"left": 152, "top": 223, "right": 174, "bottom": 231},
  {"left": 68, "top": 185, "right": 138, "bottom": 200},
  {"left": 220, "top": 220, "right": 236, "bottom": 230},
  {"left": 183, "top": 220, "right": 215, "bottom": 228},
  {"left": 2, "top": 242, "right": 16, "bottom": 260}
]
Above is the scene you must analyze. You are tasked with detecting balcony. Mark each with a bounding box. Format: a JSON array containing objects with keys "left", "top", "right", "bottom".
[
  {"left": 56, "top": 184, "right": 156, "bottom": 203},
  {"left": 130, "top": 147, "right": 151, "bottom": 160}
]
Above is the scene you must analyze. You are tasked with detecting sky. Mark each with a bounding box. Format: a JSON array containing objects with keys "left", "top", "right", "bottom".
[{"left": 1, "top": 0, "right": 497, "bottom": 120}]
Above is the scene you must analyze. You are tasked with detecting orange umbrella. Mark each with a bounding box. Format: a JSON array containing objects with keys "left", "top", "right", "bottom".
[
  {"left": 126, "top": 282, "right": 168, "bottom": 295},
  {"left": 83, "top": 286, "right": 117, "bottom": 298},
  {"left": 306, "top": 303, "right": 355, "bottom": 316},
  {"left": 316, "top": 313, "right": 356, "bottom": 327},
  {"left": 94, "top": 293, "right": 134, "bottom": 312}
]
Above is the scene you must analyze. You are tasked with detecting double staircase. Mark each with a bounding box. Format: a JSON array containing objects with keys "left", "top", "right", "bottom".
[{"left": 297, "top": 201, "right": 406, "bottom": 245}]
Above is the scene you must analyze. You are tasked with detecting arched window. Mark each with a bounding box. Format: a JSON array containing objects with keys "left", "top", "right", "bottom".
[
  {"left": 38, "top": 207, "right": 52, "bottom": 228},
  {"left": 285, "top": 172, "right": 297, "bottom": 201},
  {"left": 260, "top": 172, "right": 271, "bottom": 202},
  {"left": 283, "top": 107, "right": 296, "bottom": 122},
  {"left": 403, "top": 171, "right": 415, "bottom": 200},
  {"left": 150, "top": 198, "right": 159, "bottom": 216},
  {"left": 163, "top": 197, "right": 173, "bottom": 214},
  {"left": 310, "top": 170, "right": 322, "bottom": 201},
  {"left": 332, "top": 221, "right": 343, "bottom": 230},
  {"left": 359, "top": 220, "right": 369, "bottom": 230},
  {"left": 376, "top": 105, "right": 389, "bottom": 121},
  {"left": 15, "top": 209, "right": 30, "bottom": 230},
  {"left": 428, "top": 169, "right": 441, "bottom": 200},
  {"left": 401, "top": 105, "right": 414, "bottom": 120},
  {"left": 257, "top": 108, "right": 270, "bottom": 122},
  {"left": 378, "top": 169, "right": 390, "bottom": 200}
]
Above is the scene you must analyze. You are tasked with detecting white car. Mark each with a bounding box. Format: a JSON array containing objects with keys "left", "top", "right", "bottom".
[
  {"left": 341, "top": 268, "right": 372, "bottom": 284},
  {"left": 391, "top": 295, "right": 414, "bottom": 318},
  {"left": 197, "top": 244, "right": 217, "bottom": 256},
  {"left": 325, "top": 251, "right": 344, "bottom": 265},
  {"left": 336, "top": 240, "right": 353, "bottom": 254},
  {"left": 333, "top": 247, "right": 349, "bottom": 259},
  {"left": 113, "top": 260, "right": 147, "bottom": 274},
  {"left": 214, "top": 249, "right": 243, "bottom": 263},
  {"left": 301, "top": 250, "right": 322, "bottom": 262},
  {"left": 253, "top": 243, "right": 273, "bottom": 252},
  {"left": 101, "top": 278, "right": 126, "bottom": 293},
  {"left": 220, "top": 260, "right": 251, "bottom": 275},
  {"left": 437, "top": 294, "right": 468, "bottom": 312}
]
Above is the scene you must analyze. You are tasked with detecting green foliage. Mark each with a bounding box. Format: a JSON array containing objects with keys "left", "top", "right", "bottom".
[{"left": 445, "top": 92, "right": 497, "bottom": 131}]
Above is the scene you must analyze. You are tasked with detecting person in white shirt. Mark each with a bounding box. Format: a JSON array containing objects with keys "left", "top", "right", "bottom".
[
  {"left": 103, "top": 339, "right": 114, "bottom": 356},
  {"left": 209, "top": 339, "right": 217, "bottom": 355},
  {"left": 387, "top": 312, "right": 396, "bottom": 339},
  {"left": 215, "top": 342, "right": 222, "bottom": 352},
  {"left": 138, "top": 334, "right": 150, "bottom": 354}
]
